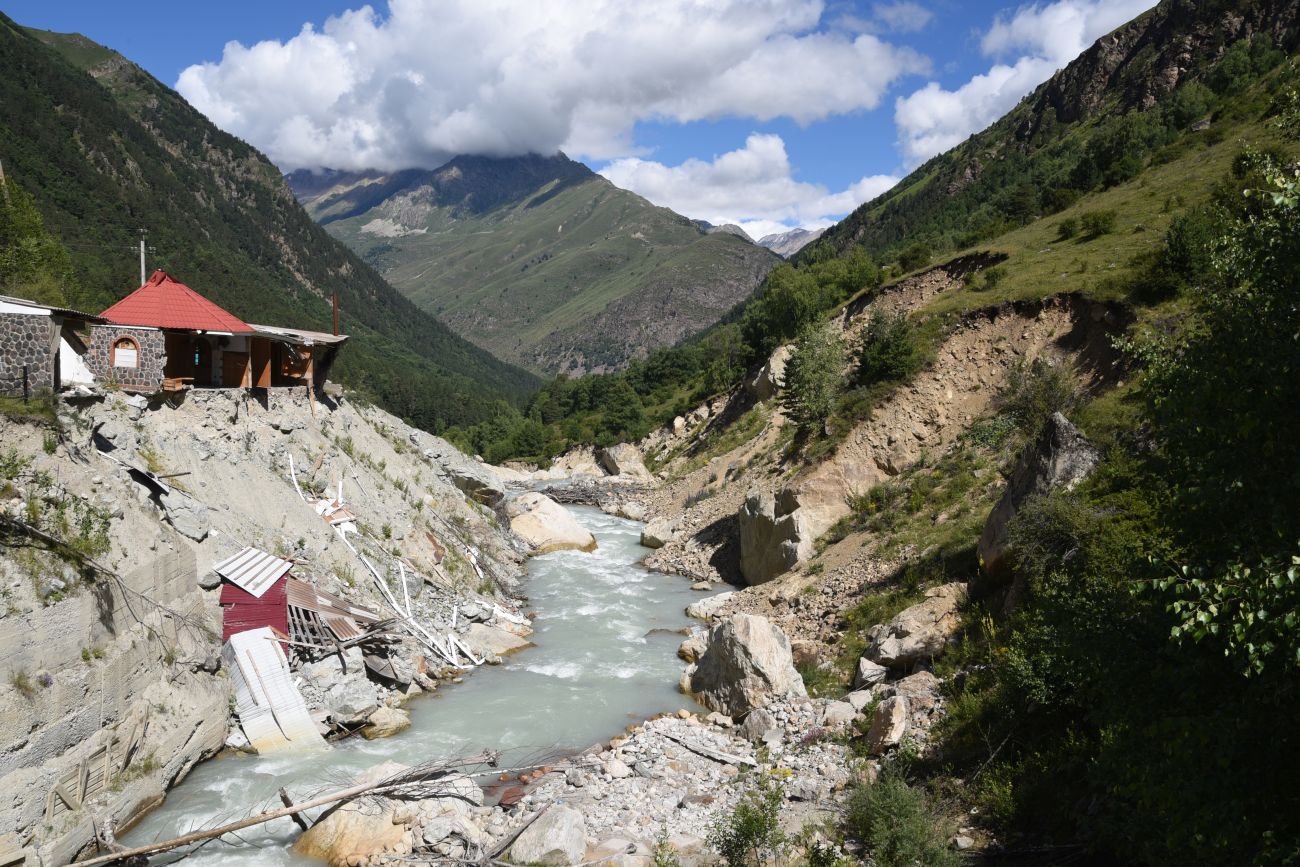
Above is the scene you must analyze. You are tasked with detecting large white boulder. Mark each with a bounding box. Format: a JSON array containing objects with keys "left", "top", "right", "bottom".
[
  {"left": 462, "top": 622, "right": 533, "bottom": 657},
  {"left": 640, "top": 517, "right": 677, "bottom": 549},
  {"left": 685, "top": 591, "right": 736, "bottom": 622},
  {"left": 746, "top": 343, "right": 793, "bottom": 402},
  {"left": 506, "top": 492, "right": 597, "bottom": 554},
  {"left": 596, "top": 443, "right": 653, "bottom": 481},
  {"left": 686, "top": 614, "right": 807, "bottom": 717},
  {"left": 866, "top": 583, "right": 967, "bottom": 668},
  {"left": 294, "top": 762, "right": 416, "bottom": 865},
  {"left": 737, "top": 492, "right": 813, "bottom": 585},
  {"left": 509, "top": 805, "right": 587, "bottom": 865}
]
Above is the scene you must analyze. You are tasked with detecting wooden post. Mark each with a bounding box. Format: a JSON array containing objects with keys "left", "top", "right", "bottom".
[
  {"left": 279, "top": 787, "right": 310, "bottom": 832},
  {"left": 331, "top": 293, "right": 339, "bottom": 336}
]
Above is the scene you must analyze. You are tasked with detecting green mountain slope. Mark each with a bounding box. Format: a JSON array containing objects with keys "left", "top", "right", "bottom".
[
  {"left": 290, "top": 155, "right": 779, "bottom": 375},
  {"left": 804, "top": 0, "right": 1300, "bottom": 265},
  {"left": 0, "top": 20, "right": 538, "bottom": 430}
]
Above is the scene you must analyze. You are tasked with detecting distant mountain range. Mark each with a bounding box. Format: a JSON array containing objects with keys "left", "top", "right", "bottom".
[
  {"left": 289, "top": 156, "right": 780, "bottom": 375},
  {"left": 0, "top": 20, "right": 538, "bottom": 430},
  {"left": 692, "top": 221, "right": 826, "bottom": 257}
]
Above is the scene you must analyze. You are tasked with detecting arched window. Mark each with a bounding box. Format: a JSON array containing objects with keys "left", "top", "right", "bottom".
[{"left": 112, "top": 337, "right": 139, "bottom": 368}]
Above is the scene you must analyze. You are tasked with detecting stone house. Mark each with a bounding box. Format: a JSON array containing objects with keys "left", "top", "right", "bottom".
[
  {"left": 0, "top": 294, "right": 104, "bottom": 397},
  {"left": 89, "top": 270, "right": 348, "bottom": 394}
]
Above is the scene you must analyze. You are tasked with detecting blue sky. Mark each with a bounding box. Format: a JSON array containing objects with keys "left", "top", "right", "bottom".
[{"left": 6, "top": 0, "right": 1156, "bottom": 238}]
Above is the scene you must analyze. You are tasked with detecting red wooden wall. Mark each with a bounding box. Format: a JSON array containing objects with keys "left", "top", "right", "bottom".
[{"left": 219, "top": 577, "right": 288, "bottom": 643}]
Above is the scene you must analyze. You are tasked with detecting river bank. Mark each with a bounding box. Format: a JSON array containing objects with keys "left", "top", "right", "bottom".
[{"left": 120, "top": 507, "right": 723, "bottom": 863}]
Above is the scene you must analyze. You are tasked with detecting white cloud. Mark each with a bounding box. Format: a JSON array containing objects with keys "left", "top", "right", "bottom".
[
  {"left": 892, "top": 0, "right": 1158, "bottom": 164},
  {"left": 599, "top": 133, "right": 898, "bottom": 237},
  {"left": 872, "top": 2, "right": 934, "bottom": 33},
  {"left": 177, "top": 0, "right": 927, "bottom": 172}
]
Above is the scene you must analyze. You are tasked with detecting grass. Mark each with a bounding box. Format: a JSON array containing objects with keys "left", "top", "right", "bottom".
[
  {"left": 0, "top": 392, "right": 57, "bottom": 425},
  {"left": 911, "top": 120, "right": 1283, "bottom": 324}
]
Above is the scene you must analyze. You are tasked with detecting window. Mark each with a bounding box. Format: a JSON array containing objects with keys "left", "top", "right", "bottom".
[{"left": 112, "top": 337, "right": 139, "bottom": 368}]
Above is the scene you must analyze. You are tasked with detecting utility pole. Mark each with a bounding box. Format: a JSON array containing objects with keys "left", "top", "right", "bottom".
[
  {"left": 0, "top": 157, "right": 10, "bottom": 209},
  {"left": 332, "top": 292, "right": 340, "bottom": 336},
  {"left": 135, "top": 229, "right": 155, "bottom": 286}
]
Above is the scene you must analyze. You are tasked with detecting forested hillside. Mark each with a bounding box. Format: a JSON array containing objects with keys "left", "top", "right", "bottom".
[
  {"left": 290, "top": 154, "right": 779, "bottom": 375},
  {"left": 449, "top": 0, "right": 1299, "bottom": 464},
  {"left": 0, "top": 19, "right": 538, "bottom": 430}
]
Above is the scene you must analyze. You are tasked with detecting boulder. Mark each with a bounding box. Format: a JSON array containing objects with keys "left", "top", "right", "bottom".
[
  {"left": 362, "top": 706, "right": 411, "bottom": 739},
  {"left": 746, "top": 344, "right": 793, "bottom": 402},
  {"left": 508, "top": 805, "right": 586, "bottom": 866},
  {"left": 845, "top": 689, "right": 874, "bottom": 712},
  {"left": 596, "top": 443, "right": 653, "bottom": 481},
  {"left": 853, "top": 657, "right": 888, "bottom": 689},
  {"left": 865, "top": 695, "right": 909, "bottom": 755},
  {"left": 617, "top": 501, "right": 648, "bottom": 522},
  {"left": 323, "top": 677, "right": 380, "bottom": 724},
  {"left": 677, "top": 634, "right": 707, "bottom": 663},
  {"left": 685, "top": 591, "right": 735, "bottom": 622},
  {"left": 866, "top": 583, "right": 967, "bottom": 668},
  {"left": 790, "top": 639, "right": 820, "bottom": 669},
  {"left": 462, "top": 622, "right": 532, "bottom": 658},
  {"left": 672, "top": 416, "right": 687, "bottom": 436},
  {"left": 159, "top": 489, "right": 209, "bottom": 542},
  {"left": 978, "top": 412, "right": 1100, "bottom": 579},
  {"left": 820, "top": 701, "right": 858, "bottom": 728},
  {"left": 550, "top": 446, "right": 606, "bottom": 478},
  {"left": 418, "top": 435, "right": 508, "bottom": 507},
  {"left": 687, "top": 614, "right": 808, "bottom": 716},
  {"left": 294, "top": 763, "right": 415, "bottom": 865},
  {"left": 506, "top": 492, "right": 597, "bottom": 554},
  {"left": 737, "top": 492, "right": 813, "bottom": 585},
  {"left": 640, "top": 517, "right": 677, "bottom": 549},
  {"left": 737, "top": 706, "right": 779, "bottom": 743}
]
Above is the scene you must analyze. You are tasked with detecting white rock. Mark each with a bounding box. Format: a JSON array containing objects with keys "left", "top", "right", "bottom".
[
  {"left": 854, "top": 657, "right": 888, "bottom": 689},
  {"left": 865, "top": 695, "right": 909, "bottom": 754},
  {"left": 685, "top": 592, "right": 735, "bottom": 622},
  {"left": 509, "top": 805, "right": 586, "bottom": 865},
  {"left": 640, "top": 517, "right": 677, "bottom": 549},
  {"left": 506, "top": 492, "right": 597, "bottom": 554},
  {"left": 687, "top": 614, "right": 808, "bottom": 717}
]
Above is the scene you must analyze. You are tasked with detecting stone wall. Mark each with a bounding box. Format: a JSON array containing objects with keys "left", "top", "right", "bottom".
[
  {"left": 0, "top": 311, "right": 57, "bottom": 396},
  {"left": 87, "top": 325, "right": 166, "bottom": 392}
]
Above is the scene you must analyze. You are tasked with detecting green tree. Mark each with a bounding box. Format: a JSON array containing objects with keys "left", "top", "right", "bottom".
[
  {"left": 0, "top": 181, "right": 73, "bottom": 305},
  {"left": 781, "top": 323, "right": 845, "bottom": 436},
  {"left": 855, "top": 310, "right": 923, "bottom": 386}
]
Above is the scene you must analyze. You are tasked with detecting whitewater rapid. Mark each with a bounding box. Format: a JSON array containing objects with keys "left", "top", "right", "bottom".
[{"left": 123, "top": 506, "right": 713, "bottom": 864}]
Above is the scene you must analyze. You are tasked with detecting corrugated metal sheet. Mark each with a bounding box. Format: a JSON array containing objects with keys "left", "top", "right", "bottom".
[
  {"left": 214, "top": 547, "right": 294, "bottom": 598},
  {"left": 224, "top": 628, "right": 326, "bottom": 753},
  {"left": 220, "top": 579, "right": 288, "bottom": 643},
  {"left": 286, "top": 577, "right": 381, "bottom": 624}
]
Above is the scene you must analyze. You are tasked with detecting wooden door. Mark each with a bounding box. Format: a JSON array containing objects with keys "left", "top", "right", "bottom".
[{"left": 222, "top": 351, "right": 250, "bottom": 388}]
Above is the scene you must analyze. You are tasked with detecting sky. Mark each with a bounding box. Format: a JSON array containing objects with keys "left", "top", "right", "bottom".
[{"left": 7, "top": 0, "right": 1157, "bottom": 240}]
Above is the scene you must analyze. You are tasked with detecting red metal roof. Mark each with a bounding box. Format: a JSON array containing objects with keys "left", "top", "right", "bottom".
[{"left": 100, "top": 270, "right": 252, "bottom": 332}]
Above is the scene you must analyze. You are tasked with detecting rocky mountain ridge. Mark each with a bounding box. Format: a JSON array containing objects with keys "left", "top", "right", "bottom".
[{"left": 289, "top": 154, "right": 780, "bottom": 375}]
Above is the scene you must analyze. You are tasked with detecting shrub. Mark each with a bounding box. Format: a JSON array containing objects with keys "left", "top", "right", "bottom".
[
  {"left": 1056, "top": 217, "right": 1079, "bottom": 241},
  {"left": 979, "top": 266, "right": 1006, "bottom": 291},
  {"left": 897, "top": 242, "right": 932, "bottom": 273},
  {"left": 995, "top": 359, "right": 1077, "bottom": 437},
  {"left": 1080, "top": 209, "right": 1118, "bottom": 238},
  {"left": 844, "top": 770, "right": 957, "bottom": 867},
  {"left": 856, "top": 310, "right": 924, "bottom": 387},
  {"left": 708, "top": 772, "right": 787, "bottom": 867}
]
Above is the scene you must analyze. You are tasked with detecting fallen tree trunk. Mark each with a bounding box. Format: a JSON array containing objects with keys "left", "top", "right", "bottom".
[{"left": 75, "top": 752, "right": 498, "bottom": 866}]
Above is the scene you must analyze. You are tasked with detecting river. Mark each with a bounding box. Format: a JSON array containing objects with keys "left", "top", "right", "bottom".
[{"left": 123, "top": 506, "right": 712, "bottom": 864}]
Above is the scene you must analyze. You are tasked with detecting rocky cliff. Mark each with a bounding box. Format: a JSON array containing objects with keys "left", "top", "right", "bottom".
[{"left": 0, "top": 385, "right": 526, "bottom": 863}]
